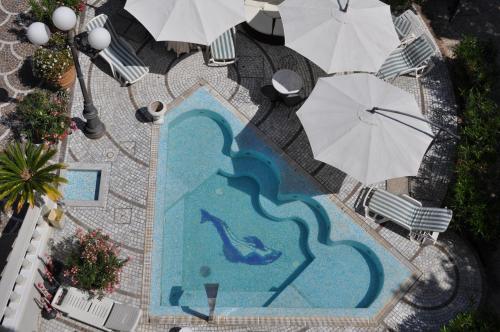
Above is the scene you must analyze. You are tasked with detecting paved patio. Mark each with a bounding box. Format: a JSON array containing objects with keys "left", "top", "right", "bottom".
[{"left": 0, "top": 0, "right": 483, "bottom": 331}]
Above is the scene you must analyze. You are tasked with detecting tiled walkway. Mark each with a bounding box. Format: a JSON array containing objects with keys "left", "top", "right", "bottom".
[{"left": 0, "top": 0, "right": 482, "bottom": 331}]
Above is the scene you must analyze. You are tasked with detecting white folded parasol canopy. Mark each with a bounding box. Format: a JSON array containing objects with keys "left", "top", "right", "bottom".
[
  {"left": 124, "top": 0, "right": 245, "bottom": 45},
  {"left": 297, "top": 73, "right": 434, "bottom": 184},
  {"left": 278, "top": 0, "right": 400, "bottom": 73}
]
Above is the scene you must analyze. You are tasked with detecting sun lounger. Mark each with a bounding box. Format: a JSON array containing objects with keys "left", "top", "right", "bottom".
[
  {"left": 393, "top": 9, "right": 422, "bottom": 43},
  {"left": 376, "top": 34, "right": 437, "bottom": 80},
  {"left": 207, "top": 28, "right": 237, "bottom": 66},
  {"left": 86, "top": 14, "right": 149, "bottom": 85},
  {"left": 363, "top": 187, "right": 452, "bottom": 243},
  {"left": 51, "top": 287, "right": 142, "bottom": 332}
]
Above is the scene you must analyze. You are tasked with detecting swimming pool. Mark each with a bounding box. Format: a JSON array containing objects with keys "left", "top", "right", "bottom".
[{"left": 150, "top": 87, "right": 416, "bottom": 319}]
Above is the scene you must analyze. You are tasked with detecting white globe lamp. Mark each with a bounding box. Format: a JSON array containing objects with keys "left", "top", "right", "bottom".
[
  {"left": 88, "top": 27, "right": 111, "bottom": 50},
  {"left": 26, "top": 22, "right": 50, "bottom": 46},
  {"left": 52, "top": 6, "right": 77, "bottom": 31}
]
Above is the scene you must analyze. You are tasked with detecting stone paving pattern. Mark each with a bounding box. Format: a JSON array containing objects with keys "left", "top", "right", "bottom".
[
  {"left": 0, "top": 0, "right": 39, "bottom": 147},
  {"left": 0, "top": 0, "right": 482, "bottom": 331}
]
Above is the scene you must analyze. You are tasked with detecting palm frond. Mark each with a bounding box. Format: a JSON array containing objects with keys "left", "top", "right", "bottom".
[{"left": 0, "top": 142, "right": 67, "bottom": 210}]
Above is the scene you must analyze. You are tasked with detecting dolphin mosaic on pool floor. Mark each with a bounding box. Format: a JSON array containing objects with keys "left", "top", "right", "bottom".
[{"left": 1, "top": 0, "right": 476, "bottom": 331}]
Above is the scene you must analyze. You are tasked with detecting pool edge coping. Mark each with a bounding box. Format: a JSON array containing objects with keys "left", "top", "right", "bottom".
[{"left": 140, "top": 79, "right": 423, "bottom": 327}]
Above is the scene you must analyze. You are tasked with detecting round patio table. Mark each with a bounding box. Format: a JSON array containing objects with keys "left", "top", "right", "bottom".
[{"left": 272, "top": 69, "right": 303, "bottom": 95}]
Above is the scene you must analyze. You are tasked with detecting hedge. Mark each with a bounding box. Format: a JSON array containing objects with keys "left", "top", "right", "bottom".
[
  {"left": 441, "top": 310, "right": 500, "bottom": 332},
  {"left": 448, "top": 36, "right": 500, "bottom": 241}
]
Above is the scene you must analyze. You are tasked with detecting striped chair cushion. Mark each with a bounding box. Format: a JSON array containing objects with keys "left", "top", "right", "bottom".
[
  {"left": 410, "top": 207, "right": 452, "bottom": 232},
  {"left": 393, "top": 14, "right": 412, "bottom": 40},
  {"left": 368, "top": 189, "right": 452, "bottom": 233},
  {"left": 367, "top": 189, "right": 417, "bottom": 229},
  {"left": 377, "top": 47, "right": 408, "bottom": 80},
  {"left": 403, "top": 34, "right": 436, "bottom": 67},
  {"left": 377, "top": 34, "right": 435, "bottom": 80},
  {"left": 210, "top": 29, "right": 236, "bottom": 61},
  {"left": 86, "top": 14, "right": 148, "bottom": 84}
]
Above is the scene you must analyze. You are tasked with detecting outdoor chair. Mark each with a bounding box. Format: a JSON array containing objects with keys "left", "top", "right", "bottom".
[
  {"left": 86, "top": 14, "right": 149, "bottom": 86},
  {"left": 376, "top": 34, "right": 437, "bottom": 81},
  {"left": 207, "top": 28, "right": 237, "bottom": 66},
  {"left": 51, "top": 287, "right": 142, "bottom": 332},
  {"left": 392, "top": 9, "right": 423, "bottom": 43},
  {"left": 363, "top": 186, "right": 453, "bottom": 243}
]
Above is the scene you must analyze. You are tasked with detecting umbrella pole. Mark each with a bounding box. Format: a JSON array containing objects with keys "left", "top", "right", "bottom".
[
  {"left": 337, "top": 0, "right": 349, "bottom": 12},
  {"left": 368, "top": 107, "right": 459, "bottom": 139}
]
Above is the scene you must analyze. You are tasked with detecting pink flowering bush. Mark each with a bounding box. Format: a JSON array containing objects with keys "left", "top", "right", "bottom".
[{"left": 64, "top": 228, "right": 129, "bottom": 297}]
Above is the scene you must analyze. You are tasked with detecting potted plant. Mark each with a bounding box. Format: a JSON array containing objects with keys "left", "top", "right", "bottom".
[
  {"left": 16, "top": 89, "right": 76, "bottom": 145},
  {"left": 0, "top": 142, "right": 67, "bottom": 212},
  {"left": 32, "top": 32, "right": 75, "bottom": 89},
  {"left": 63, "top": 228, "right": 129, "bottom": 298}
]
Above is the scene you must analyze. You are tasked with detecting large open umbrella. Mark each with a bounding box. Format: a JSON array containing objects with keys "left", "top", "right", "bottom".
[
  {"left": 278, "top": 0, "right": 400, "bottom": 73},
  {"left": 124, "top": 0, "right": 245, "bottom": 45},
  {"left": 297, "top": 73, "right": 434, "bottom": 184}
]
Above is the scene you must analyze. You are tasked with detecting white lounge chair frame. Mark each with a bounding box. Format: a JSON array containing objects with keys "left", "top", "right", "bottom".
[
  {"left": 377, "top": 33, "right": 437, "bottom": 81},
  {"left": 207, "top": 27, "right": 237, "bottom": 66},
  {"left": 86, "top": 14, "right": 149, "bottom": 86},
  {"left": 51, "top": 287, "right": 141, "bottom": 332},
  {"left": 393, "top": 9, "right": 425, "bottom": 45},
  {"left": 363, "top": 186, "right": 451, "bottom": 244}
]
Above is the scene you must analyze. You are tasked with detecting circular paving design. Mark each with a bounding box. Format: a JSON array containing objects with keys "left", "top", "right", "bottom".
[
  {"left": 0, "top": 0, "right": 39, "bottom": 145},
  {"left": 404, "top": 245, "right": 458, "bottom": 309},
  {"left": 165, "top": 51, "right": 240, "bottom": 100}
]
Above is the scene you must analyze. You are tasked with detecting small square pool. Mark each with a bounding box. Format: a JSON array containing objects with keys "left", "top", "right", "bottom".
[{"left": 64, "top": 170, "right": 101, "bottom": 201}]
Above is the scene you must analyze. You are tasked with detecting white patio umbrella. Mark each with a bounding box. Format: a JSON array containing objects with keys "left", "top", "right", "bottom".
[
  {"left": 297, "top": 73, "right": 434, "bottom": 185},
  {"left": 278, "top": 0, "right": 400, "bottom": 73},
  {"left": 124, "top": 0, "right": 245, "bottom": 45}
]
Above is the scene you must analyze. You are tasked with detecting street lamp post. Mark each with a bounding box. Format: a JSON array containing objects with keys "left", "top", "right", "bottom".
[
  {"left": 204, "top": 283, "right": 219, "bottom": 322},
  {"left": 27, "top": 6, "right": 111, "bottom": 139}
]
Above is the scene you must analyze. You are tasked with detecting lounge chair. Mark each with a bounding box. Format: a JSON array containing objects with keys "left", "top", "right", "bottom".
[
  {"left": 376, "top": 34, "right": 437, "bottom": 81},
  {"left": 392, "top": 9, "right": 422, "bottom": 43},
  {"left": 363, "top": 187, "right": 452, "bottom": 243},
  {"left": 86, "top": 14, "right": 149, "bottom": 85},
  {"left": 207, "top": 28, "right": 237, "bottom": 66},
  {"left": 51, "top": 287, "right": 142, "bottom": 332}
]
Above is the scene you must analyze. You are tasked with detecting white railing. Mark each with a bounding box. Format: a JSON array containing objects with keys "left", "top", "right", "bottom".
[{"left": 0, "top": 202, "right": 53, "bottom": 329}]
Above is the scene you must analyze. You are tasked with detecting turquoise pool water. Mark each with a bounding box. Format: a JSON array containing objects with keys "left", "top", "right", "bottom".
[
  {"left": 150, "top": 88, "right": 413, "bottom": 318},
  {"left": 64, "top": 170, "right": 101, "bottom": 201}
]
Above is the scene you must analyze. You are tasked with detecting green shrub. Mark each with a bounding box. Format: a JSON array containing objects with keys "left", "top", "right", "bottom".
[
  {"left": 16, "top": 89, "right": 75, "bottom": 145},
  {"left": 450, "top": 89, "right": 500, "bottom": 240},
  {"left": 441, "top": 310, "right": 500, "bottom": 332},
  {"left": 64, "top": 229, "right": 129, "bottom": 297},
  {"left": 447, "top": 35, "right": 500, "bottom": 242},
  {"left": 453, "top": 36, "right": 497, "bottom": 94},
  {"left": 383, "top": 0, "right": 412, "bottom": 13},
  {"left": 383, "top": 0, "right": 426, "bottom": 14},
  {"left": 28, "top": 0, "right": 85, "bottom": 25}
]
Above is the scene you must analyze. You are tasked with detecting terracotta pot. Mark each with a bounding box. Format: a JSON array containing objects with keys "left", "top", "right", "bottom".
[{"left": 58, "top": 65, "right": 76, "bottom": 90}]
